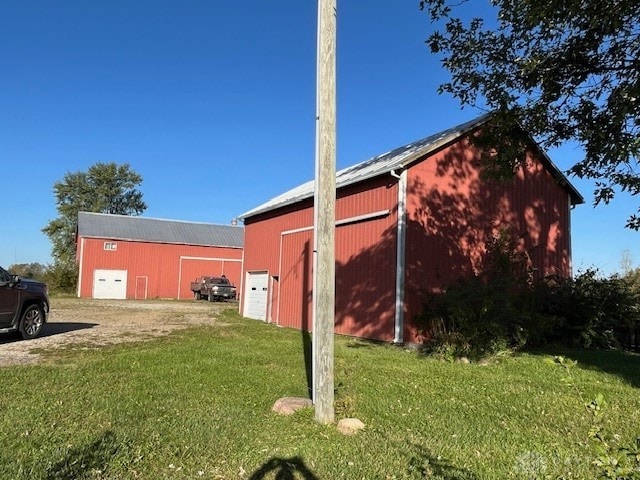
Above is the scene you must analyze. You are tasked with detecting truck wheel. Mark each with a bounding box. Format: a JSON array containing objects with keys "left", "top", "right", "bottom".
[
  {"left": 19, "top": 304, "right": 44, "bottom": 340},
  {"left": 194, "top": 291, "right": 202, "bottom": 300}
]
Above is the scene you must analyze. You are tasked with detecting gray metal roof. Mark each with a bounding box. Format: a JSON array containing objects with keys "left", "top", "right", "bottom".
[
  {"left": 239, "top": 114, "right": 583, "bottom": 220},
  {"left": 77, "top": 212, "right": 244, "bottom": 248}
]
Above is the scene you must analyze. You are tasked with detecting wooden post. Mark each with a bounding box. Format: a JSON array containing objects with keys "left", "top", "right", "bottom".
[{"left": 313, "top": 0, "right": 336, "bottom": 424}]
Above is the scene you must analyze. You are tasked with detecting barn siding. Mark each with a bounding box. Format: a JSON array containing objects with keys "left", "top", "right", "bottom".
[
  {"left": 242, "top": 127, "right": 576, "bottom": 345},
  {"left": 242, "top": 176, "right": 398, "bottom": 341},
  {"left": 278, "top": 228, "right": 314, "bottom": 330},
  {"left": 77, "top": 237, "right": 243, "bottom": 299},
  {"left": 403, "top": 137, "right": 573, "bottom": 343},
  {"left": 334, "top": 207, "right": 396, "bottom": 341},
  {"left": 242, "top": 199, "right": 314, "bottom": 322}
]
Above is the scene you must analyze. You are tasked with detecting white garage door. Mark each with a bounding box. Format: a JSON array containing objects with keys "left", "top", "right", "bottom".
[
  {"left": 93, "top": 269, "right": 128, "bottom": 299},
  {"left": 244, "top": 272, "right": 269, "bottom": 321}
]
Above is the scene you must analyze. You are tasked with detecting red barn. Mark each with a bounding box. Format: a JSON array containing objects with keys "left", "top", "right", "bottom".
[
  {"left": 76, "top": 212, "right": 244, "bottom": 300},
  {"left": 238, "top": 115, "right": 584, "bottom": 344}
]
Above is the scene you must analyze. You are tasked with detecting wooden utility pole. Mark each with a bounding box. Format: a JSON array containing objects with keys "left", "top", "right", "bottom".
[{"left": 313, "top": 0, "right": 336, "bottom": 424}]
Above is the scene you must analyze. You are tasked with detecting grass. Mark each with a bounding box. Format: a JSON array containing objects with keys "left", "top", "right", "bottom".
[{"left": 1, "top": 308, "right": 639, "bottom": 479}]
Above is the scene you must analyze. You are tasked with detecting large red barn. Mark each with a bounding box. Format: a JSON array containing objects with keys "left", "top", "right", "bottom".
[
  {"left": 238, "top": 116, "right": 583, "bottom": 344},
  {"left": 76, "top": 212, "right": 244, "bottom": 300}
]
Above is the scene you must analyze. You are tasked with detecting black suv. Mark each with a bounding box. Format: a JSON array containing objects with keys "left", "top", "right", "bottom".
[{"left": 0, "top": 266, "right": 49, "bottom": 339}]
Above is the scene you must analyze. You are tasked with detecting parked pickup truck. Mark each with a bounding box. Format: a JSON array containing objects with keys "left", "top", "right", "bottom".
[
  {"left": 0, "top": 265, "right": 49, "bottom": 339},
  {"left": 190, "top": 276, "right": 237, "bottom": 302}
]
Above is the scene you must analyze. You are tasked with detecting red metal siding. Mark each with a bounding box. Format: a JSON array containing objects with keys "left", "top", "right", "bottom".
[
  {"left": 403, "top": 137, "right": 573, "bottom": 343},
  {"left": 78, "top": 238, "right": 243, "bottom": 299},
  {"left": 242, "top": 176, "right": 398, "bottom": 341},
  {"left": 278, "top": 228, "right": 314, "bottom": 330},
  {"left": 334, "top": 207, "right": 396, "bottom": 341},
  {"left": 242, "top": 200, "right": 314, "bottom": 321},
  {"left": 243, "top": 137, "right": 574, "bottom": 345}
]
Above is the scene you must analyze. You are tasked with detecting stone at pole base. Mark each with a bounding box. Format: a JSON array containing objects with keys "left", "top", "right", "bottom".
[
  {"left": 337, "top": 418, "right": 365, "bottom": 435},
  {"left": 272, "top": 397, "right": 313, "bottom": 415}
]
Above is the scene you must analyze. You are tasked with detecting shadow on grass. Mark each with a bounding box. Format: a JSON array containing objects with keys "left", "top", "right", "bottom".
[
  {"left": 345, "top": 337, "right": 387, "bottom": 349},
  {"left": 302, "top": 330, "right": 313, "bottom": 399},
  {"left": 45, "top": 430, "right": 119, "bottom": 480},
  {"left": 408, "top": 445, "right": 477, "bottom": 480},
  {"left": 529, "top": 346, "right": 640, "bottom": 389},
  {"left": 249, "top": 456, "right": 318, "bottom": 479}
]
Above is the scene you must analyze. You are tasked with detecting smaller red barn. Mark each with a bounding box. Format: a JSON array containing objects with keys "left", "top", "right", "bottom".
[
  {"left": 76, "top": 212, "right": 244, "bottom": 300},
  {"left": 238, "top": 115, "right": 584, "bottom": 344}
]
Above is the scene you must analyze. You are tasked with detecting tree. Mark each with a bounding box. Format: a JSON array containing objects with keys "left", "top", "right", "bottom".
[
  {"left": 420, "top": 0, "right": 640, "bottom": 228},
  {"left": 7, "top": 263, "right": 47, "bottom": 282},
  {"left": 622, "top": 265, "right": 640, "bottom": 297},
  {"left": 42, "top": 162, "right": 147, "bottom": 291},
  {"left": 620, "top": 266, "right": 640, "bottom": 351},
  {"left": 620, "top": 249, "right": 635, "bottom": 275}
]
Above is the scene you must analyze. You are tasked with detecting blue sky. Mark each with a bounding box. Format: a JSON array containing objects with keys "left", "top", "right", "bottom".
[{"left": 1, "top": 1, "right": 637, "bottom": 275}]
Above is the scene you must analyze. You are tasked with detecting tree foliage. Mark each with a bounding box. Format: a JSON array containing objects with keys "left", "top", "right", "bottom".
[
  {"left": 7, "top": 263, "right": 47, "bottom": 282},
  {"left": 42, "top": 162, "right": 147, "bottom": 286},
  {"left": 420, "top": 0, "right": 640, "bottom": 228},
  {"left": 622, "top": 266, "right": 640, "bottom": 299}
]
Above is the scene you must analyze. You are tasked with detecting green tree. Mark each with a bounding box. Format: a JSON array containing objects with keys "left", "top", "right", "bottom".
[
  {"left": 622, "top": 266, "right": 640, "bottom": 305},
  {"left": 7, "top": 263, "right": 47, "bottom": 282},
  {"left": 420, "top": 0, "right": 640, "bottom": 228},
  {"left": 620, "top": 266, "right": 640, "bottom": 351},
  {"left": 42, "top": 162, "right": 147, "bottom": 291}
]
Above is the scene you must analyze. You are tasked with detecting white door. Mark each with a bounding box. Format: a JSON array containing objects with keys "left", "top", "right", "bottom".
[
  {"left": 244, "top": 272, "right": 268, "bottom": 321},
  {"left": 93, "top": 269, "right": 128, "bottom": 299}
]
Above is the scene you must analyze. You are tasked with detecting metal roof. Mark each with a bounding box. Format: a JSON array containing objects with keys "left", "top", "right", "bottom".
[
  {"left": 77, "top": 212, "right": 244, "bottom": 248},
  {"left": 239, "top": 114, "right": 583, "bottom": 220}
]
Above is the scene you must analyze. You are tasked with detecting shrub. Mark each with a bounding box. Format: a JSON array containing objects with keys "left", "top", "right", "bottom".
[
  {"left": 44, "top": 262, "right": 78, "bottom": 294},
  {"left": 415, "top": 233, "right": 640, "bottom": 358},
  {"left": 416, "top": 229, "right": 536, "bottom": 359},
  {"left": 533, "top": 270, "right": 639, "bottom": 349}
]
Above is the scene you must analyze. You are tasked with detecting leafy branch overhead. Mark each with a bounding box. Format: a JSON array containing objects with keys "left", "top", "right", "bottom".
[{"left": 420, "top": 0, "right": 640, "bottom": 228}]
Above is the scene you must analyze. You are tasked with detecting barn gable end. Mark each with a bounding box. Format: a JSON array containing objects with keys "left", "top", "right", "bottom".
[
  {"left": 239, "top": 115, "right": 583, "bottom": 344},
  {"left": 402, "top": 135, "right": 577, "bottom": 342}
]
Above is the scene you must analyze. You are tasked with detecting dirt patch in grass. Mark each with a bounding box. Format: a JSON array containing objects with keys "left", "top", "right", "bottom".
[{"left": 0, "top": 297, "right": 235, "bottom": 366}]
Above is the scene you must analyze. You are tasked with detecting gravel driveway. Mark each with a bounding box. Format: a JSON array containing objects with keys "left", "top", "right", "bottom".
[{"left": 0, "top": 297, "right": 234, "bottom": 366}]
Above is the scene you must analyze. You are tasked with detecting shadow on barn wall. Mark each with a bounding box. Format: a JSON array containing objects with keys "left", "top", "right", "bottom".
[
  {"left": 334, "top": 139, "right": 571, "bottom": 343},
  {"left": 335, "top": 218, "right": 398, "bottom": 342}
]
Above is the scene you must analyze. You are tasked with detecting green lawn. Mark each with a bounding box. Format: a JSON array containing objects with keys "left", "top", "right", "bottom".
[{"left": 1, "top": 308, "right": 639, "bottom": 479}]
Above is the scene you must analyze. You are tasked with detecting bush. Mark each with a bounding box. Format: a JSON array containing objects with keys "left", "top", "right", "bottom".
[
  {"left": 416, "top": 229, "right": 536, "bottom": 359},
  {"left": 415, "top": 233, "right": 640, "bottom": 358},
  {"left": 44, "top": 262, "right": 78, "bottom": 294},
  {"left": 533, "top": 270, "right": 639, "bottom": 349}
]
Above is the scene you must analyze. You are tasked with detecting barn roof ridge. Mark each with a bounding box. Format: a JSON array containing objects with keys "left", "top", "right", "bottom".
[
  {"left": 79, "top": 211, "right": 239, "bottom": 228},
  {"left": 239, "top": 113, "right": 582, "bottom": 220},
  {"left": 77, "top": 212, "right": 244, "bottom": 248}
]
